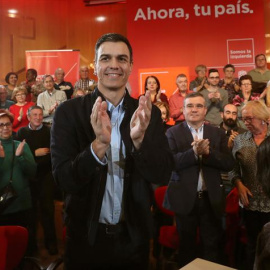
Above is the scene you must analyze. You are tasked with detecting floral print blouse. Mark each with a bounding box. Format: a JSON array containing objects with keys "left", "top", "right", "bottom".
[{"left": 230, "top": 129, "right": 270, "bottom": 212}]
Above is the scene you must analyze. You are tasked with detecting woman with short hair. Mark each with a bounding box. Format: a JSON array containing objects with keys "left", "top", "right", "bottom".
[
  {"left": 4, "top": 72, "right": 18, "bottom": 100},
  {"left": 0, "top": 109, "right": 36, "bottom": 254},
  {"left": 9, "top": 86, "right": 35, "bottom": 134},
  {"left": 230, "top": 100, "right": 270, "bottom": 270}
]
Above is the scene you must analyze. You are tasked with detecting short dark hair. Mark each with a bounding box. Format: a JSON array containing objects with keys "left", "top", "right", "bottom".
[
  {"left": 27, "top": 68, "right": 37, "bottom": 78},
  {"left": 208, "top": 68, "right": 219, "bottom": 76},
  {"left": 5, "top": 72, "right": 18, "bottom": 84},
  {"left": 255, "top": 54, "right": 266, "bottom": 62},
  {"left": 27, "top": 105, "right": 43, "bottom": 116},
  {"left": 223, "top": 64, "right": 235, "bottom": 73},
  {"left": 144, "top": 75, "right": 160, "bottom": 94},
  {"left": 0, "top": 109, "right": 14, "bottom": 123},
  {"left": 239, "top": 74, "right": 253, "bottom": 86},
  {"left": 95, "top": 33, "right": 133, "bottom": 63},
  {"left": 184, "top": 92, "right": 205, "bottom": 106}
]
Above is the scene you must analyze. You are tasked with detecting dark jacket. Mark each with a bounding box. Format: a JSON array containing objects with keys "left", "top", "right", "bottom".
[
  {"left": 50, "top": 88, "right": 173, "bottom": 246},
  {"left": 164, "top": 122, "right": 235, "bottom": 218}
]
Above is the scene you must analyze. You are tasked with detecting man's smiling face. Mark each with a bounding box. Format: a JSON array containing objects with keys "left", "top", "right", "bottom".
[{"left": 94, "top": 41, "right": 133, "bottom": 92}]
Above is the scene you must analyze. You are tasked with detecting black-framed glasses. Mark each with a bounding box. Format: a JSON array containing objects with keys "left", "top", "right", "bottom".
[
  {"left": 240, "top": 117, "right": 255, "bottom": 123},
  {"left": 0, "top": 122, "right": 12, "bottom": 129},
  {"left": 209, "top": 76, "right": 220, "bottom": 79}
]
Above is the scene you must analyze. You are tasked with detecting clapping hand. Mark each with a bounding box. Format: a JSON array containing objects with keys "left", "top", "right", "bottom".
[
  {"left": 91, "top": 97, "right": 111, "bottom": 160},
  {"left": 228, "top": 130, "right": 239, "bottom": 149},
  {"left": 130, "top": 90, "right": 152, "bottom": 150},
  {"left": 18, "top": 108, "right": 23, "bottom": 121},
  {"left": 15, "top": 139, "right": 26, "bottom": 156},
  {"left": 35, "top": 148, "right": 50, "bottom": 156},
  {"left": 192, "top": 136, "right": 210, "bottom": 156},
  {"left": 0, "top": 141, "right": 5, "bottom": 158}
]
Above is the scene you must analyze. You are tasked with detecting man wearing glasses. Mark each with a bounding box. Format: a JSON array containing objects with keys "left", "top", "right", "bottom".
[
  {"left": 200, "top": 68, "right": 228, "bottom": 126},
  {"left": 164, "top": 92, "right": 234, "bottom": 267}
]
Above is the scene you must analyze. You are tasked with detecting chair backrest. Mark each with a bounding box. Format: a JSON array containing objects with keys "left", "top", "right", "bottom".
[
  {"left": 226, "top": 187, "right": 239, "bottom": 214},
  {"left": 154, "top": 186, "right": 175, "bottom": 217},
  {"left": 0, "top": 226, "right": 28, "bottom": 270}
]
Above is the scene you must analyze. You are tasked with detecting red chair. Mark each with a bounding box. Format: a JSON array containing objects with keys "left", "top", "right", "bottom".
[
  {"left": 154, "top": 186, "right": 179, "bottom": 250},
  {"left": 154, "top": 186, "right": 179, "bottom": 269},
  {"left": 0, "top": 226, "right": 28, "bottom": 270},
  {"left": 0, "top": 226, "right": 43, "bottom": 270}
]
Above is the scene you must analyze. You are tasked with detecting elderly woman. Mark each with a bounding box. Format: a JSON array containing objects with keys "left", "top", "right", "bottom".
[
  {"left": 230, "top": 100, "right": 270, "bottom": 270},
  {"left": 189, "top": 64, "right": 209, "bottom": 92},
  {"left": 233, "top": 75, "right": 261, "bottom": 111},
  {"left": 9, "top": 86, "right": 35, "bottom": 134},
  {"left": 144, "top": 75, "right": 168, "bottom": 104},
  {"left": 218, "top": 64, "right": 240, "bottom": 103},
  {"left": 4, "top": 72, "right": 18, "bottom": 100},
  {"left": 0, "top": 110, "right": 36, "bottom": 253}
]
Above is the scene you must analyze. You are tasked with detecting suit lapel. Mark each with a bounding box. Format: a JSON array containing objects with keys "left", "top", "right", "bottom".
[{"left": 183, "top": 121, "right": 195, "bottom": 146}]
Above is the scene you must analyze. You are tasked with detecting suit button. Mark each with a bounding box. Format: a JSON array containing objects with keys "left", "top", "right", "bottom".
[{"left": 96, "top": 167, "right": 100, "bottom": 172}]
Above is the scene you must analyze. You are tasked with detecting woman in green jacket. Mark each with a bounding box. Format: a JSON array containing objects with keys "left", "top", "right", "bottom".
[{"left": 0, "top": 109, "right": 37, "bottom": 254}]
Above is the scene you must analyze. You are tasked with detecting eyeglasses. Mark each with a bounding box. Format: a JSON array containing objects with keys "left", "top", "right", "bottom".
[
  {"left": 15, "top": 93, "right": 26, "bottom": 97},
  {"left": 209, "top": 76, "right": 220, "bottom": 79},
  {"left": 241, "top": 117, "right": 255, "bottom": 123},
  {"left": 0, "top": 122, "right": 12, "bottom": 129},
  {"left": 241, "top": 83, "right": 252, "bottom": 87},
  {"left": 185, "top": 104, "right": 205, "bottom": 109}
]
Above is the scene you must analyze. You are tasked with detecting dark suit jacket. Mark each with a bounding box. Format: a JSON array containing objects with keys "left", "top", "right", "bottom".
[
  {"left": 164, "top": 122, "right": 235, "bottom": 218},
  {"left": 50, "top": 88, "right": 173, "bottom": 246}
]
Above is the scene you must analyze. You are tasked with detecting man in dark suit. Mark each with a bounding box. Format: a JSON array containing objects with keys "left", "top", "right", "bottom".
[
  {"left": 51, "top": 33, "right": 173, "bottom": 270},
  {"left": 164, "top": 92, "right": 235, "bottom": 267}
]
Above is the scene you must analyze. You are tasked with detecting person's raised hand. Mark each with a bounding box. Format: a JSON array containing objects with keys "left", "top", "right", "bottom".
[
  {"left": 130, "top": 90, "right": 152, "bottom": 150},
  {"left": 91, "top": 97, "right": 111, "bottom": 160}
]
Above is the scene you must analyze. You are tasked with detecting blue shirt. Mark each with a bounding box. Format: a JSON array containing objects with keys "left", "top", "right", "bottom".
[{"left": 91, "top": 98, "right": 126, "bottom": 224}]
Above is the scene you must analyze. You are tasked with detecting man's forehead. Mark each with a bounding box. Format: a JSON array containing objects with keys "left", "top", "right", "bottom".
[
  {"left": 224, "top": 105, "right": 237, "bottom": 113},
  {"left": 97, "top": 41, "right": 130, "bottom": 57},
  {"left": 209, "top": 72, "right": 219, "bottom": 76}
]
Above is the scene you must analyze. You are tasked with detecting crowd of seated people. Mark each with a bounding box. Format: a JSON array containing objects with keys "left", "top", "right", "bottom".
[{"left": 0, "top": 54, "right": 270, "bottom": 269}]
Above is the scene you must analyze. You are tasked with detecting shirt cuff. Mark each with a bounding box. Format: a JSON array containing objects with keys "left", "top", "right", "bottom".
[{"left": 90, "top": 143, "right": 108, "bottom": 165}]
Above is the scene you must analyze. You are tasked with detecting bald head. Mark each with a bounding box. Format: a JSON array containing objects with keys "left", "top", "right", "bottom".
[
  {"left": 80, "top": 66, "right": 89, "bottom": 80},
  {"left": 55, "top": 68, "right": 65, "bottom": 82}
]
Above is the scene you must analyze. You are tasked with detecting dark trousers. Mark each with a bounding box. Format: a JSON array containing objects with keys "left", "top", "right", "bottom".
[
  {"left": 31, "top": 171, "right": 57, "bottom": 248},
  {"left": 64, "top": 223, "right": 149, "bottom": 270},
  {"left": 243, "top": 209, "right": 270, "bottom": 270},
  {"left": 0, "top": 209, "right": 36, "bottom": 255},
  {"left": 176, "top": 192, "right": 222, "bottom": 268}
]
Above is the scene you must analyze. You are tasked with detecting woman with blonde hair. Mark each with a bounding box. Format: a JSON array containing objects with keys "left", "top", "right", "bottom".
[
  {"left": 9, "top": 86, "right": 35, "bottom": 134},
  {"left": 230, "top": 100, "right": 270, "bottom": 270}
]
